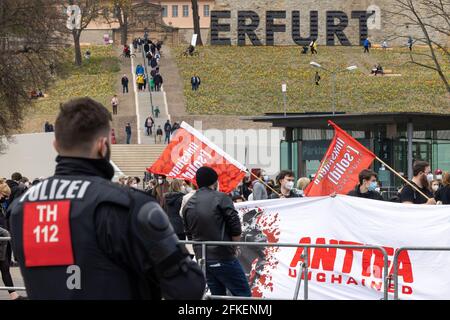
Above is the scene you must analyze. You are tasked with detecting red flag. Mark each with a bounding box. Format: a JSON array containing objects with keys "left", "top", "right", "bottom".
[
  {"left": 305, "top": 121, "right": 376, "bottom": 196},
  {"left": 148, "top": 122, "right": 247, "bottom": 193}
]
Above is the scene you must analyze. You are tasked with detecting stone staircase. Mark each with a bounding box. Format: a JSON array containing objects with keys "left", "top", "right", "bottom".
[{"left": 111, "top": 144, "right": 166, "bottom": 178}]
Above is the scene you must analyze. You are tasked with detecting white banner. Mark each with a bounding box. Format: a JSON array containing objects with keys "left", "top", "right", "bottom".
[{"left": 234, "top": 196, "right": 450, "bottom": 300}]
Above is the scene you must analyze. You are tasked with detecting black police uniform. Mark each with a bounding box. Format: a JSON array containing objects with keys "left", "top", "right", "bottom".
[{"left": 8, "top": 156, "right": 205, "bottom": 300}]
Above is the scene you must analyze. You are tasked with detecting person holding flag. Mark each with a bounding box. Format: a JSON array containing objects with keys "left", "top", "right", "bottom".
[
  {"left": 305, "top": 121, "right": 436, "bottom": 205},
  {"left": 399, "top": 161, "right": 436, "bottom": 205}
]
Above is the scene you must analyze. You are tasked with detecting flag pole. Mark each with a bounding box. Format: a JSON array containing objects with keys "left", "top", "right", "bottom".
[
  {"left": 248, "top": 171, "right": 282, "bottom": 197},
  {"left": 374, "top": 156, "right": 431, "bottom": 201}
]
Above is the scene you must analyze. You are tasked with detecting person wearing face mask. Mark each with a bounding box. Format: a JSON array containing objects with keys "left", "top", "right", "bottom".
[
  {"left": 430, "top": 179, "right": 441, "bottom": 195},
  {"left": 435, "top": 169, "right": 443, "bottom": 184},
  {"left": 152, "top": 175, "right": 170, "bottom": 207},
  {"left": 435, "top": 172, "right": 450, "bottom": 205},
  {"left": 269, "top": 170, "right": 302, "bottom": 199},
  {"left": 8, "top": 97, "right": 205, "bottom": 300},
  {"left": 399, "top": 160, "right": 436, "bottom": 205},
  {"left": 347, "top": 169, "right": 383, "bottom": 201}
]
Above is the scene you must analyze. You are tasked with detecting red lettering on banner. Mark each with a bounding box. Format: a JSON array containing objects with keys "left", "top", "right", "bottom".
[
  {"left": 317, "top": 273, "right": 326, "bottom": 282},
  {"left": 310, "top": 238, "right": 338, "bottom": 271},
  {"left": 288, "top": 237, "right": 415, "bottom": 289},
  {"left": 23, "top": 201, "right": 73, "bottom": 267},
  {"left": 394, "top": 251, "right": 414, "bottom": 283},
  {"left": 338, "top": 240, "right": 363, "bottom": 274},
  {"left": 288, "top": 237, "right": 311, "bottom": 277},
  {"left": 402, "top": 286, "right": 413, "bottom": 294},
  {"left": 331, "top": 274, "right": 342, "bottom": 284}
]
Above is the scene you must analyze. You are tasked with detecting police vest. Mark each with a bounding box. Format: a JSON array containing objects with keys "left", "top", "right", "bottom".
[{"left": 9, "top": 175, "right": 158, "bottom": 300}]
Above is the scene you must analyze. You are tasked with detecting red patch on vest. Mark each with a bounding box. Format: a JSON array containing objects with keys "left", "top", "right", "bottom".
[{"left": 23, "top": 201, "right": 74, "bottom": 267}]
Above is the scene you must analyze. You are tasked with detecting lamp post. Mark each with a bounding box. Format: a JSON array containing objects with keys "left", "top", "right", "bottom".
[
  {"left": 282, "top": 82, "right": 287, "bottom": 116},
  {"left": 310, "top": 62, "right": 357, "bottom": 115}
]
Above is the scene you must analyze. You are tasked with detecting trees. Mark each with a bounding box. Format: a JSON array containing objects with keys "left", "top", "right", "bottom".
[
  {"left": 66, "top": 0, "right": 102, "bottom": 66},
  {"left": 387, "top": 0, "right": 449, "bottom": 93},
  {"left": 105, "top": 0, "right": 132, "bottom": 46},
  {"left": 0, "top": 0, "right": 67, "bottom": 141},
  {"left": 191, "top": 0, "right": 203, "bottom": 46}
]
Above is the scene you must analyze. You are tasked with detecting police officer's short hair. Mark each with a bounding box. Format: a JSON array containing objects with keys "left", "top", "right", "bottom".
[
  {"left": 359, "top": 169, "right": 377, "bottom": 185},
  {"left": 55, "top": 97, "right": 112, "bottom": 152},
  {"left": 413, "top": 160, "right": 430, "bottom": 177}
]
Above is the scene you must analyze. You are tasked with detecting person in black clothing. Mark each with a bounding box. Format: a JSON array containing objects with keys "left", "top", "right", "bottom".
[
  {"left": 0, "top": 181, "right": 21, "bottom": 300},
  {"left": 269, "top": 170, "right": 301, "bottom": 199},
  {"left": 164, "top": 120, "right": 172, "bottom": 144},
  {"left": 435, "top": 172, "right": 450, "bottom": 205},
  {"left": 121, "top": 74, "right": 129, "bottom": 94},
  {"left": 125, "top": 122, "right": 132, "bottom": 144},
  {"left": 154, "top": 74, "right": 163, "bottom": 91},
  {"left": 7, "top": 97, "right": 205, "bottom": 300},
  {"left": 143, "top": 42, "right": 150, "bottom": 54},
  {"left": 164, "top": 180, "right": 186, "bottom": 240},
  {"left": 182, "top": 166, "right": 251, "bottom": 297},
  {"left": 5, "top": 172, "right": 28, "bottom": 209},
  {"left": 399, "top": 160, "right": 436, "bottom": 205},
  {"left": 347, "top": 169, "right": 383, "bottom": 201}
]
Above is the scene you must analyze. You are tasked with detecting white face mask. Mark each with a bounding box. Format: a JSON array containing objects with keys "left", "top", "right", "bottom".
[
  {"left": 285, "top": 181, "right": 294, "bottom": 190},
  {"left": 427, "top": 173, "right": 434, "bottom": 182},
  {"left": 186, "top": 186, "right": 193, "bottom": 193},
  {"left": 263, "top": 175, "right": 269, "bottom": 182},
  {"left": 180, "top": 186, "right": 186, "bottom": 193},
  {"left": 432, "top": 185, "right": 439, "bottom": 192},
  {"left": 131, "top": 183, "right": 138, "bottom": 189},
  {"left": 375, "top": 187, "right": 381, "bottom": 193},
  {"left": 436, "top": 175, "right": 442, "bottom": 180},
  {"left": 158, "top": 179, "right": 164, "bottom": 185}
]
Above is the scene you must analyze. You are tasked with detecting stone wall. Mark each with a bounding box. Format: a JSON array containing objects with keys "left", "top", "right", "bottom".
[{"left": 210, "top": 0, "right": 445, "bottom": 46}]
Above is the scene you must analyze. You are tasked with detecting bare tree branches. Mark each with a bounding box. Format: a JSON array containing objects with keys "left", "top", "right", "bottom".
[
  {"left": 0, "top": 0, "right": 67, "bottom": 141},
  {"left": 386, "top": 0, "right": 449, "bottom": 93}
]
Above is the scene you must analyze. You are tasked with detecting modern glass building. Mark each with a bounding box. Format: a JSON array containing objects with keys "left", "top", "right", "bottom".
[{"left": 247, "top": 112, "right": 450, "bottom": 189}]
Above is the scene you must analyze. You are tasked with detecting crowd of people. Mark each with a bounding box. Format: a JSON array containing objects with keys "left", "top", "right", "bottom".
[{"left": 1, "top": 160, "right": 449, "bottom": 298}]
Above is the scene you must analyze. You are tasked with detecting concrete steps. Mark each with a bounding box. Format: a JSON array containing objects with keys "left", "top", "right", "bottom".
[{"left": 111, "top": 144, "right": 166, "bottom": 178}]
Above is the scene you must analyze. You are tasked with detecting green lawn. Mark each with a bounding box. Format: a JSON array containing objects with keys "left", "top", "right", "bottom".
[
  {"left": 22, "top": 45, "right": 120, "bottom": 133},
  {"left": 174, "top": 46, "right": 449, "bottom": 115}
]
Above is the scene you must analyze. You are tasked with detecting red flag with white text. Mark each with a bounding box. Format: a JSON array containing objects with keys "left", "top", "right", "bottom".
[
  {"left": 304, "top": 121, "right": 376, "bottom": 196},
  {"left": 148, "top": 122, "right": 247, "bottom": 193}
]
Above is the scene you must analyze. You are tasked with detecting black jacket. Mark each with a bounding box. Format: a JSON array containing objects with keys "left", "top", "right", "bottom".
[
  {"left": 121, "top": 76, "right": 128, "bottom": 86},
  {"left": 347, "top": 185, "right": 384, "bottom": 201},
  {"left": 5, "top": 180, "right": 27, "bottom": 210},
  {"left": 164, "top": 192, "right": 185, "bottom": 236},
  {"left": 8, "top": 156, "right": 205, "bottom": 300},
  {"left": 182, "top": 187, "right": 241, "bottom": 261}
]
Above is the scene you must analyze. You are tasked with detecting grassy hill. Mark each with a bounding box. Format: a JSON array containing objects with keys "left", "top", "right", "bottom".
[
  {"left": 20, "top": 46, "right": 120, "bottom": 133},
  {"left": 174, "top": 46, "right": 449, "bottom": 116}
]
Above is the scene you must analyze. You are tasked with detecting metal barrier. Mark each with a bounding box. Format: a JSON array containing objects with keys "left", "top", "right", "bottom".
[
  {"left": 180, "top": 240, "right": 390, "bottom": 300},
  {"left": 392, "top": 247, "right": 450, "bottom": 300}
]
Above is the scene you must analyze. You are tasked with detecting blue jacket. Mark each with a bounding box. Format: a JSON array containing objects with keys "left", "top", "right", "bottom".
[
  {"left": 363, "top": 39, "right": 371, "bottom": 47},
  {"left": 135, "top": 65, "right": 144, "bottom": 75}
]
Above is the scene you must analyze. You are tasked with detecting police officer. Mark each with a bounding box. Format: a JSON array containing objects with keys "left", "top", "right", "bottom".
[{"left": 8, "top": 97, "right": 205, "bottom": 299}]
